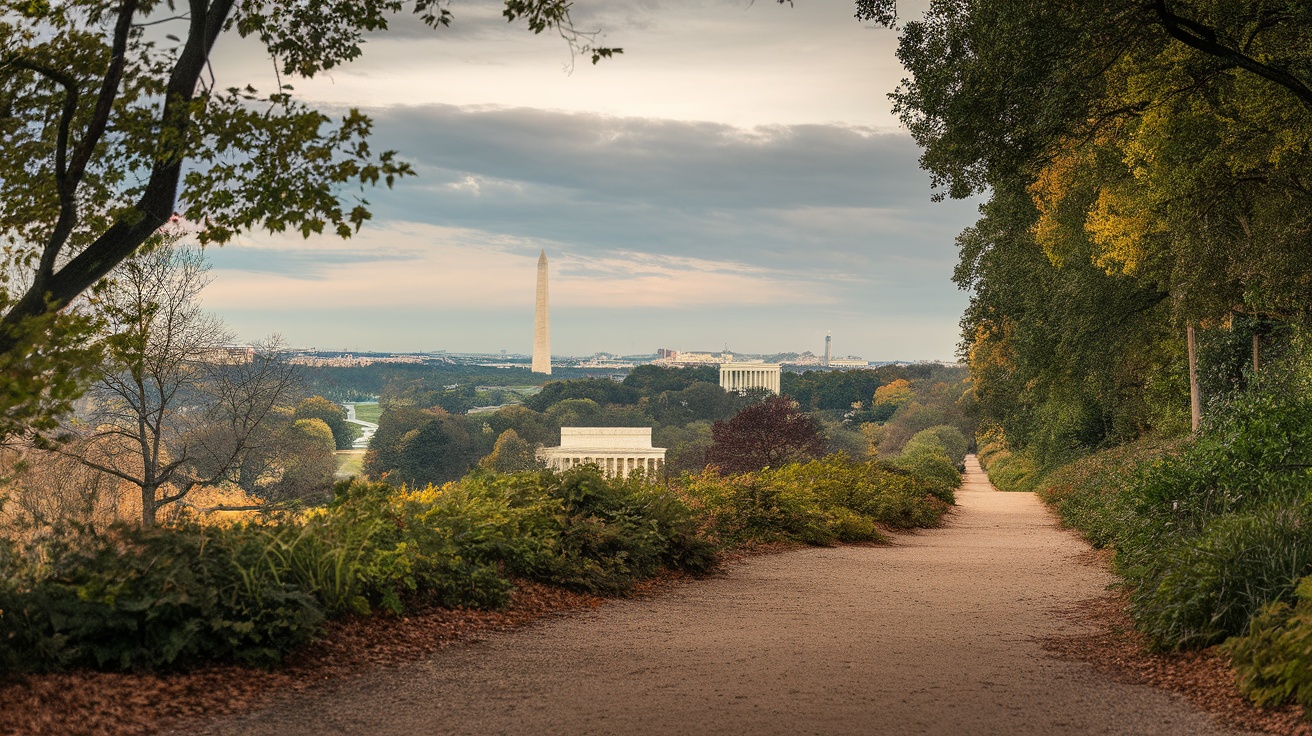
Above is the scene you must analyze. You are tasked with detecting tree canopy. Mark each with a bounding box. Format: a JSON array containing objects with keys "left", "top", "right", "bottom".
[
  {"left": 0, "top": 0, "right": 619, "bottom": 434},
  {"left": 868, "top": 0, "right": 1312, "bottom": 457}
]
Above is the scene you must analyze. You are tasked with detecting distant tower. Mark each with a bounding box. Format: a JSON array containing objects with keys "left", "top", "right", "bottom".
[
  {"left": 824, "top": 331, "right": 832, "bottom": 367},
  {"left": 533, "top": 250, "right": 551, "bottom": 374}
]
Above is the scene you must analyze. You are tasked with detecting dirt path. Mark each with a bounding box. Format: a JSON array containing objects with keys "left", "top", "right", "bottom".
[{"left": 192, "top": 457, "right": 1254, "bottom": 736}]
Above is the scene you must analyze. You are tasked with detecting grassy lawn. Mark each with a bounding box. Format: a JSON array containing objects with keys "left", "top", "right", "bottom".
[
  {"left": 335, "top": 450, "right": 365, "bottom": 479},
  {"left": 351, "top": 402, "right": 381, "bottom": 424}
]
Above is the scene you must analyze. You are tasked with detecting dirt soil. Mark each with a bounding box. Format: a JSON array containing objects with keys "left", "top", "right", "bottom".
[{"left": 189, "top": 458, "right": 1260, "bottom": 736}]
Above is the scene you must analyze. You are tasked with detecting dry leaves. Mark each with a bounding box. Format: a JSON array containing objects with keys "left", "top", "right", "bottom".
[{"left": 1044, "top": 587, "right": 1311, "bottom": 735}]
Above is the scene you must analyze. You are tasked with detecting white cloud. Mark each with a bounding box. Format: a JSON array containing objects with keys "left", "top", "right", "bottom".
[{"left": 202, "top": 221, "right": 833, "bottom": 312}]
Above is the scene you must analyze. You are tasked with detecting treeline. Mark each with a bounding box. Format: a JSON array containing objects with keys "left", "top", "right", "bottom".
[
  {"left": 299, "top": 362, "right": 618, "bottom": 404},
  {"left": 364, "top": 363, "right": 974, "bottom": 487},
  {"left": 873, "top": 0, "right": 1312, "bottom": 714}
]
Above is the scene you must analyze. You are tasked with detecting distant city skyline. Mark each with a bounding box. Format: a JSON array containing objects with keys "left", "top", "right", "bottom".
[{"left": 198, "top": 0, "right": 980, "bottom": 361}]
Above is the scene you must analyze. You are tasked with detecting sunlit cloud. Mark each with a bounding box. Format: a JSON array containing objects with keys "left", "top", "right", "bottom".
[{"left": 202, "top": 222, "right": 834, "bottom": 314}]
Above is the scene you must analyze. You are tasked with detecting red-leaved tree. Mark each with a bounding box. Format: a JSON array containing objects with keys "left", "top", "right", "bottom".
[{"left": 704, "top": 396, "right": 825, "bottom": 474}]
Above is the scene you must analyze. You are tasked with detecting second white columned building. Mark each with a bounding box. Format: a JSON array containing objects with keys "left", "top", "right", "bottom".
[{"left": 719, "top": 362, "right": 782, "bottom": 395}]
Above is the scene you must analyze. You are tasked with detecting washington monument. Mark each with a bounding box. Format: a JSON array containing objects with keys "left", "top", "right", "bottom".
[{"left": 533, "top": 249, "right": 551, "bottom": 374}]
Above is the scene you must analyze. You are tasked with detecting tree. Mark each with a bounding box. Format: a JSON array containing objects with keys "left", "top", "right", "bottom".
[
  {"left": 873, "top": 379, "right": 914, "bottom": 412},
  {"left": 479, "top": 429, "right": 541, "bottom": 473},
  {"left": 704, "top": 396, "right": 825, "bottom": 474},
  {"left": 294, "top": 395, "right": 359, "bottom": 450},
  {"left": 0, "top": 0, "right": 620, "bottom": 433},
  {"left": 391, "top": 413, "right": 477, "bottom": 487},
  {"left": 56, "top": 242, "right": 300, "bottom": 525},
  {"left": 864, "top": 0, "right": 1312, "bottom": 456}
]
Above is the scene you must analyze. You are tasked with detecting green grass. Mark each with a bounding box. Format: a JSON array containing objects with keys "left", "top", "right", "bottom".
[
  {"left": 335, "top": 450, "right": 365, "bottom": 479},
  {"left": 350, "top": 402, "right": 381, "bottom": 424}
]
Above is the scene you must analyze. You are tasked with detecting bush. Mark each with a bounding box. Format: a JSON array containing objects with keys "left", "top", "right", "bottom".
[
  {"left": 1030, "top": 393, "right": 1312, "bottom": 650},
  {"left": 0, "top": 466, "right": 721, "bottom": 675},
  {"left": 501, "top": 466, "right": 718, "bottom": 594},
  {"left": 910, "top": 425, "right": 969, "bottom": 467},
  {"left": 680, "top": 454, "right": 949, "bottom": 547},
  {"left": 891, "top": 434, "right": 961, "bottom": 504},
  {"left": 1126, "top": 503, "right": 1312, "bottom": 649},
  {"left": 1226, "top": 575, "right": 1312, "bottom": 709},
  {"left": 1, "top": 523, "right": 324, "bottom": 672}
]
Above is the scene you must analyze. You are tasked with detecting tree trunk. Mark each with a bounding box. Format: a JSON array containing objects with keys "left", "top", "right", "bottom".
[
  {"left": 141, "top": 484, "right": 158, "bottom": 527},
  {"left": 1253, "top": 333, "right": 1260, "bottom": 379},
  {"left": 1187, "top": 325, "right": 1201, "bottom": 432}
]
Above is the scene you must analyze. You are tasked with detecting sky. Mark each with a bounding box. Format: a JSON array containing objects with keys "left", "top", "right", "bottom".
[{"left": 200, "top": 0, "right": 981, "bottom": 361}]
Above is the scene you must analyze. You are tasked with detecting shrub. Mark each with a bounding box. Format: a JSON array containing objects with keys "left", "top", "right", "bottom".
[
  {"left": 891, "top": 435, "right": 961, "bottom": 504},
  {"left": 1226, "top": 575, "right": 1312, "bottom": 709},
  {"left": 680, "top": 454, "right": 949, "bottom": 547},
  {"left": 0, "top": 467, "right": 721, "bottom": 675},
  {"left": 1030, "top": 393, "right": 1312, "bottom": 650},
  {"left": 1, "top": 523, "right": 325, "bottom": 672},
  {"left": 1126, "top": 503, "right": 1312, "bottom": 649},
  {"left": 910, "top": 425, "right": 969, "bottom": 467},
  {"left": 510, "top": 466, "right": 718, "bottom": 594}
]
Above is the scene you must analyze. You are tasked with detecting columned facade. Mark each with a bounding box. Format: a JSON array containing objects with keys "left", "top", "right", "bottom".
[
  {"left": 538, "top": 427, "right": 666, "bottom": 478},
  {"left": 719, "top": 362, "right": 782, "bottom": 395}
]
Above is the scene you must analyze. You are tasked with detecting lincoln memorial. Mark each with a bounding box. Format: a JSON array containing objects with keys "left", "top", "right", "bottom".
[
  {"left": 537, "top": 427, "right": 667, "bottom": 478},
  {"left": 719, "top": 362, "right": 782, "bottom": 395}
]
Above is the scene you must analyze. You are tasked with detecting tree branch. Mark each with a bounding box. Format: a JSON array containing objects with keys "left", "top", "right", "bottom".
[
  {"left": 66, "top": 0, "right": 140, "bottom": 189},
  {"left": 1151, "top": 0, "right": 1312, "bottom": 110}
]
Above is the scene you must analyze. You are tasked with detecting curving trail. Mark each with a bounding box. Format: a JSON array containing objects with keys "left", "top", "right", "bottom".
[{"left": 192, "top": 457, "right": 1254, "bottom": 736}]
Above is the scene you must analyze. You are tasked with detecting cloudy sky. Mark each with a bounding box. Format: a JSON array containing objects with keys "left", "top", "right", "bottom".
[{"left": 201, "top": 0, "right": 981, "bottom": 360}]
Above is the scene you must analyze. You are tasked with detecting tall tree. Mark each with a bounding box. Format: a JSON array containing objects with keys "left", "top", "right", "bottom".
[
  {"left": 56, "top": 242, "right": 299, "bottom": 525},
  {"left": 862, "top": 0, "right": 1312, "bottom": 452},
  {"left": 0, "top": 0, "right": 619, "bottom": 434}
]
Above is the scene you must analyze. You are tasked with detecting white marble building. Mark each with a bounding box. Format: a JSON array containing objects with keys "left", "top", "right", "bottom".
[
  {"left": 719, "top": 362, "right": 781, "bottom": 395},
  {"left": 538, "top": 427, "right": 666, "bottom": 478}
]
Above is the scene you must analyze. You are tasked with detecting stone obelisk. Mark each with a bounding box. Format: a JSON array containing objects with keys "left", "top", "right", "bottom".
[{"left": 532, "top": 250, "right": 551, "bottom": 374}]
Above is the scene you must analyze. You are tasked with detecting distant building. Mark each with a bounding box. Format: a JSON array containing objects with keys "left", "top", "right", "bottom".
[
  {"left": 538, "top": 427, "right": 666, "bottom": 478},
  {"left": 825, "top": 331, "right": 832, "bottom": 367},
  {"left": 828, "top": 358, "right": 870, "bottom": 369},
  {"left": 719, "top": 361, "right": 781, "bottom": 395}
]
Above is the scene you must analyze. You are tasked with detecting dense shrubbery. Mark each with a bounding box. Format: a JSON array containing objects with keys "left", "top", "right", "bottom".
[
  {"left": 976, "top": 429, "right": 1046, "bottom": 493},
  {"left": 1226, "top": 575, "right": 1312, "bottom": 710},
  {"left": 0, "top": 467, "right": 716, "bottom": 674},
  {"left": 1030, "top": 394, "right": 1312, "bottom": 655},
  {"left": 680, "top": 454, "right": 950, "bottom": 547},
  {"left": 0, "top": 453, "right": 953, "bottom": 675},
  {"left": 0, "top": 522, "right": 325, "bottom": 672},
  {"left": 889, "top": 427, "right": 964, "bottom": 504}
]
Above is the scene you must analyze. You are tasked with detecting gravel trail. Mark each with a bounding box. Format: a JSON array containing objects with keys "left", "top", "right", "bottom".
[{"left": 194, "top": 456, "right": 1252, "bottom": 736}]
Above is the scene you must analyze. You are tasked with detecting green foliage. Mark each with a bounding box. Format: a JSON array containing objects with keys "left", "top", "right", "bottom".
[
  {"left": 0, "top": 523, "right": 324, "bottom": 672},
  {"left": 891, "top": 431, "right": 962, "bottom": 504},
  {"left": 0, "top": 465, "right": 722, "bottom": 675},
  {"left": 622, "top": 364, "right": 718, "bottom": 393},
  {"left": 479, "top": 429, "right": 541, "bottom": 473},
  {"left": 1226, "top": 576, "right": 1312, "bottom": 710},
  {"left": 977, "top": 429, "right": 1047, "bottom": 493},
  {"left": 506, "top": 467, "right": 718, "bottom": 594},
  {"left": 1031, "top": 394, "right": 1312, "bottom": 650},
  {"left": 295, "top": 396, "right": 360, "bottom": 450},
  {"left": 680, "top": 454, "right": 949, "bottom": 547},
  {"left": 912, "top": 425, "right": 969, "bottom": 466},
  {"left": 524, "top": 379, "right": 640, "bottom": 411}
]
